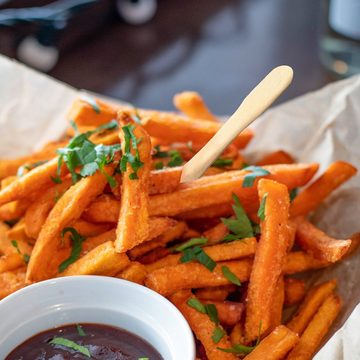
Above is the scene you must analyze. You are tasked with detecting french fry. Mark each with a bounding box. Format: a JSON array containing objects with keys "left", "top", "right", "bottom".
[
  {"left": 173, "top": 91, "right": 218, "bottom": 122},
  {"left": 0, "top": 236, "right": 32, "bottom": 257},
  {"left": 346, "top": 232, "right": 360, "bottom": 257},
  {"left": 284, "top": 278, "right": 306, "bottom": 306},
  {"left": 72, "top": 219, "right": 112, "bottom": 237},
  {"left": 256, "top": 150, "right": 295, "bottom": 166},
  {"left": 283, "top": 251, "right": 330, "bottom": 274},
  {"left": 60, "top": 241, "right": 130, "bottom": 276},
  {"left": 243, "top": 325, "right": 299, "bottom": 360},
  {"left": 149, "top": 167, "right": 181, "bottom": 194},
  {"left": 82, "top": 194, "right": 119, "bottom": 223},
  {"left": 195, "top": 285, "right": 237, "bottom": 302},
  {"left": 145, "top": 259, "right": 252, "bottom": 296},
  {"left": 116, "top": 261, "right": 148, "bottom": 285},
  {"left": 0, "top": 199, "right": 31, "bottom": 222},
  {"left": 293, "top": 216, "right": 351, "bottom": 262},
  {"left": 287, "top": 280, "right": 337, "bottom": 335},
  {"left": 0, "top": 253, "right": 25, "bottom": 273},
  {"left": 81, "top": 229, "right": 116, "bottom": 255},
  {"left": 287, "top": 294, "right": 341, "bottom": 360},
  {"left": 230, "top": 322, "right": 246, "bottom": 346},
  {"left": 201, "top": 300, "right": 244, "bottom": 327},
  {"left": 0, "top": 268, "right": 26, "bottom": 300},
  {"left": 170, "top": 290, "right": 237, "bottom": 360},
  {"left": 150, "top": 164, "right": 318, "bottom": 217},
  {"left": 136, "top": 247, "right": 171, "bottom": 264},
  {"left": 145, "top": 238, "right": 256, "bottom": 272},
  {"left": 6, "top": 219, "right": 28, "bottom": 242},
  {"left": 24, "top": 178, "right": 73, "bottom": 238},
  {"left": 269, "top": 276, "right": 285, "bottom": 330},
  {"left": 27, "top": 169, "right": 112, "bottom": 282},
  {"left": 115, "top": 114, "right": 152, "bottom": 253},
  {"left": 142, "top": 112, "right": 253, "bottom": 149},
  {"left": 245, "top": 179, "right": 290, "bottom": 341},
  {"left": 128, "top": 220, "right": 187, "bottom": 260},
  {"left": 291, "top": 161, "right": 357, "bottom": 217},
  {"left": 177, "top": 203, "right": 233, "bottom": 220},
  {"left": 0, "top": 157, "right": 67, "bottom": 206},
  {"left": 68, "top": 98, "right": 117, "bottom": 127}
]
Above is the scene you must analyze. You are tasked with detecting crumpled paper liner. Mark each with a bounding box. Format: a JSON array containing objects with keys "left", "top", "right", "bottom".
[{"left": 1, "top": 54, "right": 359, "bottom": 359}]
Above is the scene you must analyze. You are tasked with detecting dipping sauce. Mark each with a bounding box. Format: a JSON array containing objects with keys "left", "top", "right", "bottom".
[{"left": 6, "top": 323, "right": 163, "bottom": 360}]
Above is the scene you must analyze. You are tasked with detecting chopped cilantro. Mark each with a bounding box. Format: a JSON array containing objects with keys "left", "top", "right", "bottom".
[
  {"left": 10, "top": 240, "right": 30, "bottom": 264},
  {"left": 187, "top": 298, "right": 207, "bottom": 313},
  {"left": 76, "top": 324, "right": 86, "bottom": 337},
  {"left": 174, "top": 237, "right": 208, "bottom": 252},
  {"left": 290, "top": 188, "right": 298, "bottom": 202},
  {"left": 242, "top": 166, "right": 270, "bottom": 188},
  {"left": 221, "top": 194, "right": 254, "bottom": 241},
  {"left": 58, "top": 228, "right": 86, "bottom": 273},
  {"left": 221, "top": 266, "right": 241, "bottom": 286},
  {"left": 180, "top": 246, "right": 216, "bottom": 271},
  {"left": 212, "top": 158, "right": 233, "bottom": 168},
  {"left": 257, "top": 193, "right": 268, "bottom": 221},
  {"left": 217, "top": 343, "right": 255, "bottom": 355},
  {"left": 212, "top": 327, "right": 225, "bottom": 344},
  {"left": 167, "top": 150, "right": 184, "bottom": 167},
  {"left": 187, "top": 298, "right": 220, "bottom": 325},
  {"left": 152, "top": 145, "right": 169, "bottom": 158},
  {"left": 154, "top": 161, "right": 164, "bottom": 170},
  {"left": 49, "top": 337, "right": 90, "bottom": 357},
  {"left": 82, "top": 95, "right": 100, "bottom": 114},
  {"left": 17, "top": 160, "right": 49, "bottom": 177}
]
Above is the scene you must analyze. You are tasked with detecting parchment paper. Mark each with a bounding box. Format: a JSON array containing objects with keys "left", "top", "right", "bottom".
[{"left": 0, "top": 54, "right": 359, "bottom": 359}]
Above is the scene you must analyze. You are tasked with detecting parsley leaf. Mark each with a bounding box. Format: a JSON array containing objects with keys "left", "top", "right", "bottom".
[
  {"left": 58, "top": 228, "right": 86, "bottom": 273},
  {"left": 221, "top": 266, "right": 241, "bottom": 286},
  {"left": 290, "top": 188, "right": 298, "bottom": 202},
  {"left": 154, "top": 161, "right": 164, "bottom": 170},
  {"left": 49, "top": 337, "right": 90, "bottom": 357},
  {"left": 81, "top": 95, "right": 100, "bottom": 114},
  {"left": 152, "top": 145, "right": 169, "bottom": 158},
  {"left": 212, "top": 327, "right": 226, "bottom": 344},
  {"left": 217, "top": 343, "right": 255, "bottom": 355},
  {"left": 257, "top": 193, "right": 268, "bottom": 221},
  {"left": 221, "top": 194, "right": 253, "bottom": 241},
  {"left": 187, "top": 299, "right": 220, "bottom": 325},
  {"left": 167, "top": 150, "right": 184, "bottom": 167},
  {"left": 174, "top": 237, "right": 208, "bottom": 252},
  {"left": 212, "top": 158, "right": 233, "bottom": 168},
  {"left": 180, "top": 246, "right": 216, "bottom": 271},
  {"left": 76, "top": 324, "right": 86, "bottom": 337},
  {"left": 242, "top": 166, "right": 270, "bottom": 188},
  {"left": 11, "top": 240, "right": 30, "bottom": 264},
  {"left": 187, "top": 298, "right": 207, "bottom": 313},
  {"left": 121, "top": 124, "right": 144, "bottom": 179}
]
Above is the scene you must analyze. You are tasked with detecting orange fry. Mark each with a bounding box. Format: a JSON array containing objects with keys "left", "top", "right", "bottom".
[
  {"left": 202, "top": 300, "right": 244, "bottom": 327},
  {"left": 117, "top": 261, "right": 148, "bottom": 285},
  {"left": 170, "top": 290, "right": 237, "bottom": 360},
  {"left": 287, "top": 294, "right": 341, "bottom": 360},
  {"left": 244, "top": 325, "right": 299, "bottom": 360},
  {"left": 0, "top": 253, "right": 25, "bottom": 274},
  {"left": 27, "top": 169, "right": 111, "bottom": 282},
  {"left": 256, "top": 150, "right": 294, "bottom": 166},
  {"left": 195, "top": 285, "right": 237, "bottom": 302},
  {"left": 287, "top": 280, "right": 337, "bottom": 335},
  {"left": 0, "top": 268, "right": 26, "bottom": 300},
  {"left": 177, "top": 203, "right": 233, "bottom": 220},
  {"left": 245, "top": 179, "right": 290, "bottom": 341},
  {"left": 81, "top": 229, "right": 116, "bottom": 255},
  {"left": 115, "top": 113, "right": 152, "bottom": 253},
  {"left": 284, "top": 278, "right": 306, "bottom": 306},
  {"left": 294, "top": 216, "right": 351, "bottom": 262},
  {"left": 283, "top": 251, "right": 330, "bottom": 274},
  {"left": 173, "top": 91, "right": 218, "bottom": 122},
  {"left": 269, "top": 276, "right": 285, "bottom": 330},
  {"left": 291, "top": 161, "right": 357, "bottom": 217}
]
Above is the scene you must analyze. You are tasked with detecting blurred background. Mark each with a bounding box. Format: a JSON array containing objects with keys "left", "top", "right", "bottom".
[{"left": 0, "top": 0, "right": 359, "bottom": 114}]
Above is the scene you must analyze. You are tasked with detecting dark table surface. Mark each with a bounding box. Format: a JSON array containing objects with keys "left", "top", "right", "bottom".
[{"left": 1, "top": 0, "right": 332, "bottom": 114}]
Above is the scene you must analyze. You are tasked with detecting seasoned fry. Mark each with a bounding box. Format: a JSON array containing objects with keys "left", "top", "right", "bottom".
[
  {"left": 0, "top": 254, "right": 25, "bottom": 273},
  {"left": 72, "top": 220, "right": 112, "bottom": 237},
  {"left": 149, "top": 167, "right": 181, "bottom": 194},
  {"left": 177, "top": 203, "right": 233, "bottom": 220},
  {"left": 269, "top": 276, "right": 285, "bottom": 330},
  {"left": 117, "top": 261, "right": 148, "bottom": 285},
  {"left": 284, "top": 278, "right": 306, "bottom": 306},
  {"left": 287, "top": 280, "right": 337, "bottom": 335},
  {"left": 81, "top": 229, "right": 116, "bottom": 255},
  {"left": 145, "top": 238, "right": 256, "bottom": 272},
  {"left": 293, "top": 216, "right": 351, "bottom": 262},
  {"left": 142, "top": 113, "right": 253, "bottom": 149},
  {"left": 68, "top": 98, "right": 117, "bottom": 127},
  {"left": 245, "top": 179, "right": 290, "bottom": 341},
  {"left": 150, "top": 164, "right": 318, "bottom": 217},
  {"left": 60, "top": 241, "right": 130, "bottom": 277},
  {"left": 82, "top": 194, "right": 119, "bottom": 223},
  {"left": 202, "top": 300, "right": 244, "bottom": 326},
  {"left": 0, "top": 268, "right": 26, "bottom": 300},
  {"left": 244, "top": 325, "right": 299, "bottom": 360},
  {"left": 27, "top": 169, "right": 112, "bottom": 282},
  {"left": 24, "top": 178, "right": 73, "bottom": 238},
  {"left": 291, "top": 161, "right": 357, "bottom": 217},
  {"left": 137, "top": 247, "right": 171, "bottom": 264},
  {"left": 283, "top": 251, "right": 330, "bottom": 274},
  {"left": 173, "top": 91, "right": 218, "bottom": 122},
  {"left": 256, "top": 150, "right": 295, "bottom": 166},
  {"left": 230, "top": 322, "right": 246, "bottom": 346},
  {"left": 203, "top": 222, "right": 230, "bottom": 245},
  {"left": 287, "top": 294, "right": 341, "bottom": 360},
  {"left": 145, "top": 259, "right": 252, "bottom": 296},
  {"left": 128, "top": 220, "right": 187, "bottom": 259},
  {"left": 115, "top": 114, "right": 152, "bottom": 252},
  {"left": 195, "top": 285, "right": 237, "bottom": 302},
  {"left": 6, "top": 219, "right": 28, "bottom": 242},
  {"left": 170, "top": 290, "right": 237, "bottom": 360}
]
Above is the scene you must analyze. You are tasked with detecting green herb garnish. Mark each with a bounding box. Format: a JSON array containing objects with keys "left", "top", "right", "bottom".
[
  {"left": 76, "top": 324, "right": 86, "bottom": 337},
  {"left": 82, "top": 95, "right": 100, "bottom": 114},
  {"left": 212, "top": 158, "right": 233, "bottom": 168},
  {"left": 221, "top": 194, "right": 254, "bottom": 241},
  {"left": 154, "top": 161, "right": 164, "bottom": 170},
  {"left": 221, "top": 265, "right": 241, "bottom": 286},
  {"left": 49, "top": 337, "right": 90, "bottom": 357},
  {"left": 120, "top": 124, "right": 144, "bottom": 180},
  {"left": 132, "top": 108, "right": 142, "bottom": 124},
  {"left": 180, "top": 246, "right": 216, "bottom": 271},
  {"left": 17, "top": 160, "right": 49, "bottom": 177},
  {"left": 187, "top": 298, "right": 207, "bottom": 313},
  {"left": 290, "top": 188, "right": 298, "bottom": 202},
  {"left": 187, "top": 299, "right": 220, "bottom": 325},
  {"left": 257, "top": 193, "right": 268, "bottom": 221},
  {"left": 54, "top": 120, "right": 119, "bottom": 185},
  {"left": 167, "top": 150, "right": 184, "bottom": 167},
  {"left": 212, "top": 326, "right": 225, "bottom": 344},
  {"left": 58, "top": 228, "right": 86, "bottom": 273},
  {"left": 242, "top": 166, "right": 270, "bottom": 188},
  {"left": 152, "top": 145, "right": 169, "bottom": 158},
  {"left": 174, "top": 237, "right": 208, "bottom": 252},
  {"left": 11, "top": 240, "right": 30, "bottom": 264}
]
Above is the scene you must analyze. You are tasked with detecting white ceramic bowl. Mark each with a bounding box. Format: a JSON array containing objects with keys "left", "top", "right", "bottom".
[{"left": 0, "top": 276, "right": 195, "bottom": 359}]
